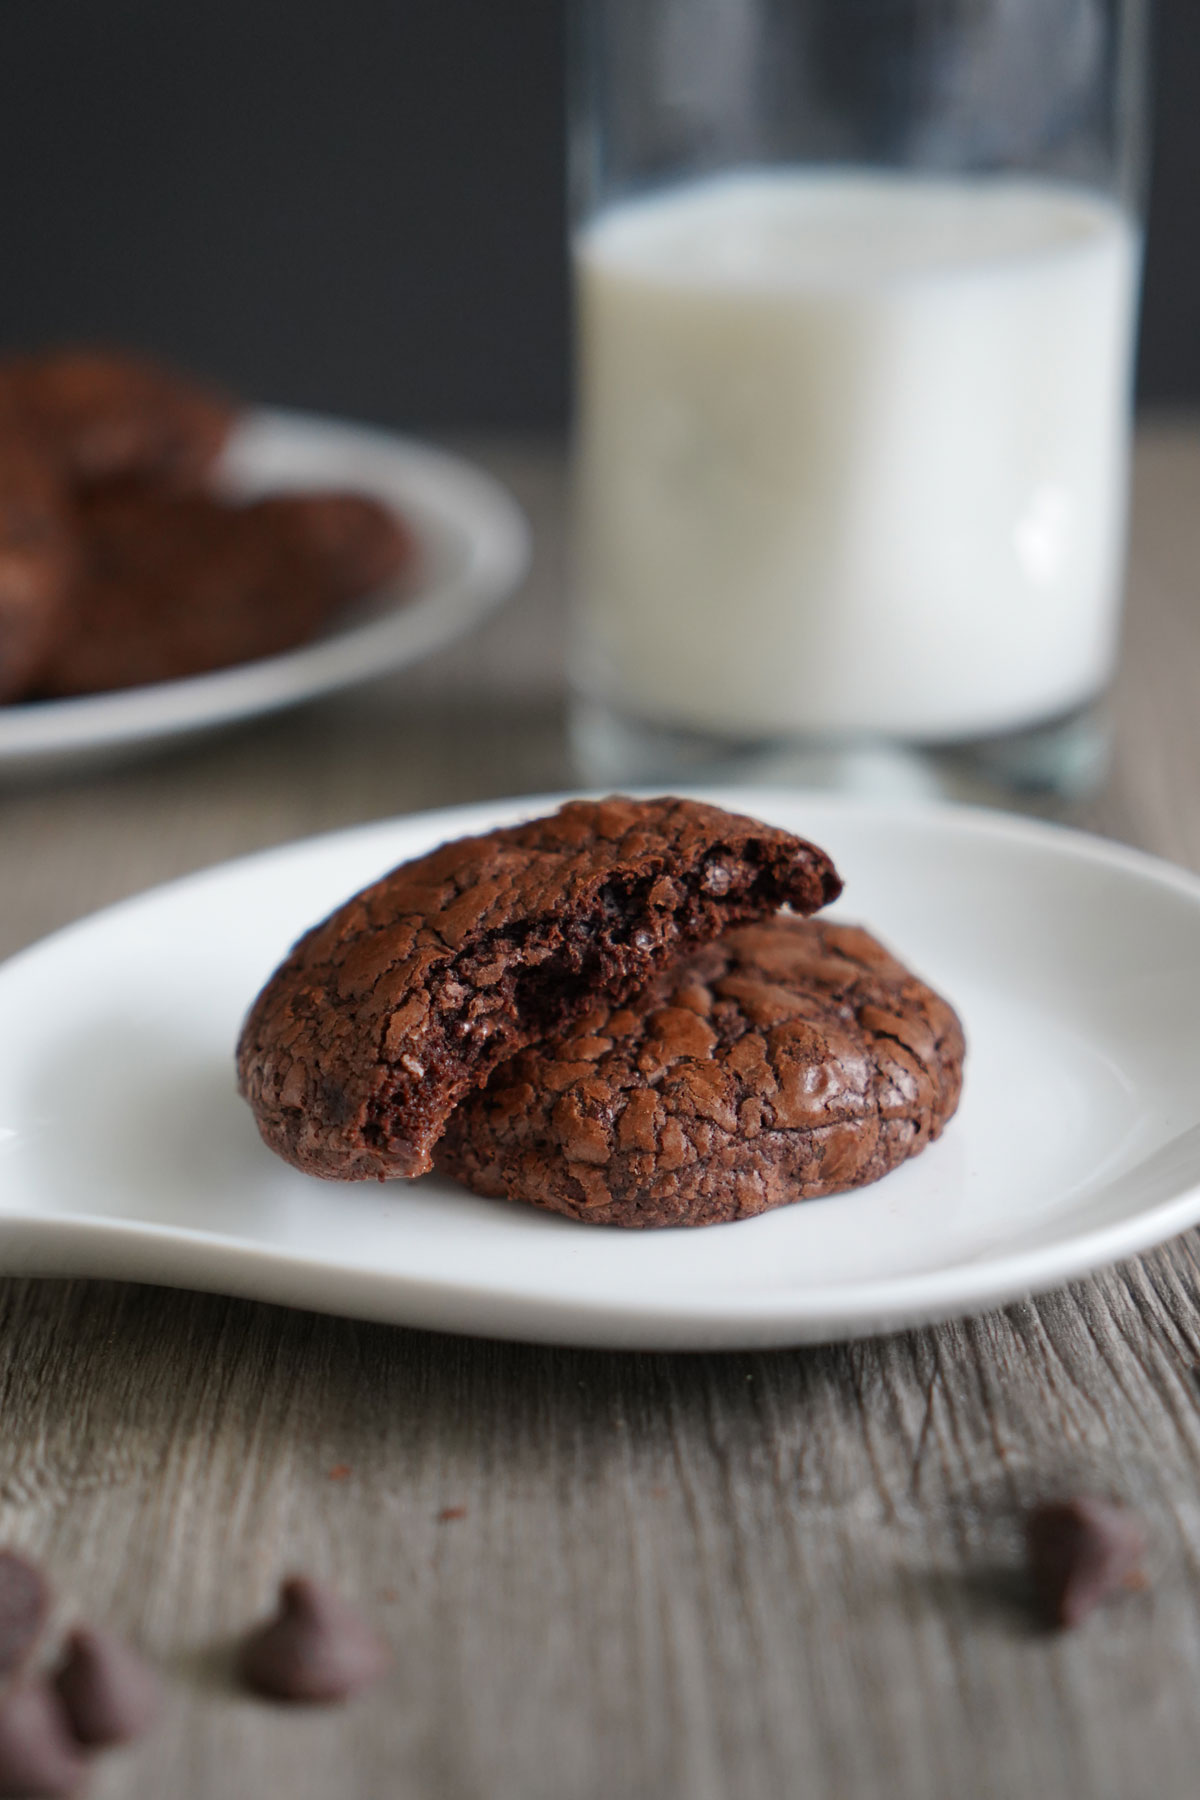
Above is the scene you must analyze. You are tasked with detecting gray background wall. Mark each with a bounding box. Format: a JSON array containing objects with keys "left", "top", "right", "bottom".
[{"left": 0, "top": 0, "right": 1189, "bottom": 428}]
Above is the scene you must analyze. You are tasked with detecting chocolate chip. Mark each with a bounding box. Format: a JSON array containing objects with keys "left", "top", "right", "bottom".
[
  {"left": 0, "top": 1556, "right": 50, "bottom": 1683},
  {"left": 53, "top": 1626, "right": 160, "bottom": 1748},
  {"left": 1026, "top": 1496, "right": 1146, "bottom": 1628},
  {"left": 239, "top": 1578, "right": 388, "bottom": 1704},
  {"left": 0, "top": 1682, "right": 87, "bottom": 1797}
]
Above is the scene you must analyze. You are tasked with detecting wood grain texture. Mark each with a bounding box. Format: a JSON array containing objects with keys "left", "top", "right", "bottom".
[{"left": 0, "top": 428, "right": 1198, "bottom": 1799}]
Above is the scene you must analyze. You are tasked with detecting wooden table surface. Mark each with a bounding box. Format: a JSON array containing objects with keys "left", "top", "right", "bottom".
[{"left": 1, "top": 425, "right": 1199, "bottom": 1799}]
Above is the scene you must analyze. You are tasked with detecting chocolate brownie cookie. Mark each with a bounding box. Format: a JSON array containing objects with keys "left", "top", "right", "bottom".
[
  {"left": 0, "top": 348, "right": 235, "bottom": 489},
  {"left": 272, "top": 492, "right": 417, "bottom": 597},
  {"left": 236, "top": 797, "right": 843, "bottom": 1181},
  {"left": 35, "top": 484, "right": 413, "bottom": 697},
  {"left": 0, "top": 431, "right": 74, "bottom": 702},
  {"left": 435, "top": 916, "right": 964, "bottom": 1226}
]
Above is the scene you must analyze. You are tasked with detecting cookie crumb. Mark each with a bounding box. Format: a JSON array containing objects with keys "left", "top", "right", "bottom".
[
  {"left": 239, "top": 1577, "right": 388, "bottom": 1704},
  {"left": 54, "top": 1625, "right": 160, "bottom": 1747},
  {"left": 1026, "top": 1496, "right": 1146, "bottom": 1628},
  {"left": 0, "top": 1553, "right": 50, "bottom": 1682},
  {"left": 0, "top": 1681, "right": 87, "bottom": 1797}
]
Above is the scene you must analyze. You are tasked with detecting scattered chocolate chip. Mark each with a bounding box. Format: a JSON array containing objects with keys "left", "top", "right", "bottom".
[
  {"left": 239, "top": 1578, "right": 388, "bottom": 1704},
  {"left": 437, "top": 1506, "right": 467, "bottom": 1523},
  {"left": 1026, "top": 1496, "right": 1146, "bottom": 1628},
  {"left": 53, "top": 1626, "right": 160, "bottom": 1749},
  {"left": 0, "top": 1682, "right": 88, "bottom": 1797},
  {"left": 0, "top": 1556, "right": 50, "bottom": 1685}
]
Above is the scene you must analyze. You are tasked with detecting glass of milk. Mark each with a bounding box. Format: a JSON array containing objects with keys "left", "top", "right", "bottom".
[{"left": 568, "top": 0, "right": 1147, "bottom": 801}]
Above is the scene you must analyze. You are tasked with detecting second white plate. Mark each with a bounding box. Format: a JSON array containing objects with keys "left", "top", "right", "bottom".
[{"left": 2, "top": 789, "right": 1200, "bottom": 1349}]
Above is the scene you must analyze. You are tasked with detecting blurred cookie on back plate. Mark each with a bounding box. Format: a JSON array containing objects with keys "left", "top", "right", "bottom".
[
  {"left": 35, "top": 484, "right": 415, "bottom": 697},
  {"left": 0, "top": 347, "right": 236, "bottom": 490},
  {"left": 0, "top": 429, "right": 75, "bottom": 703}
]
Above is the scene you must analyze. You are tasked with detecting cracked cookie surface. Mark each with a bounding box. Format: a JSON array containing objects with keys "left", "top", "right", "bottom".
[
  {"left": 237, "top": 797, "right": 842, "bottom": 1181},
  {"left": 435, "top": 916, "right": 964, "bottom": 1226}
]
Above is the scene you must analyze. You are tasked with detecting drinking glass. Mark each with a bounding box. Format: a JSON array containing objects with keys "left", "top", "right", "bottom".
[{"left": 568, "top": 0, "right": 1148, "bottom": 801}]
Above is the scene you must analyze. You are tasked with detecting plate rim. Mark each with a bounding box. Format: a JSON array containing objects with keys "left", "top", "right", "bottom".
[
  {"left": 0, "top": 407, "right": 532, "bottom": 767},
  {"left": 3, "top": 786, "right": 1200, "bottom": 1349}
]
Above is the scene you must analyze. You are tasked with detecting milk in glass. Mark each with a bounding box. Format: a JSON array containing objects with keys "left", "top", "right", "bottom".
[{"left": 573, "top": 171, "right": 1140, "bottom": 743}]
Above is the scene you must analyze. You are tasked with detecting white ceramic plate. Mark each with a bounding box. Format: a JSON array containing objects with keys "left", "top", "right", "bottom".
[
  {"left": 2, "top": 789, "right": 1200, "bottom": 1350},
  {"left": 0, "top": 409, "right": 530, "bottom": 776}
]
